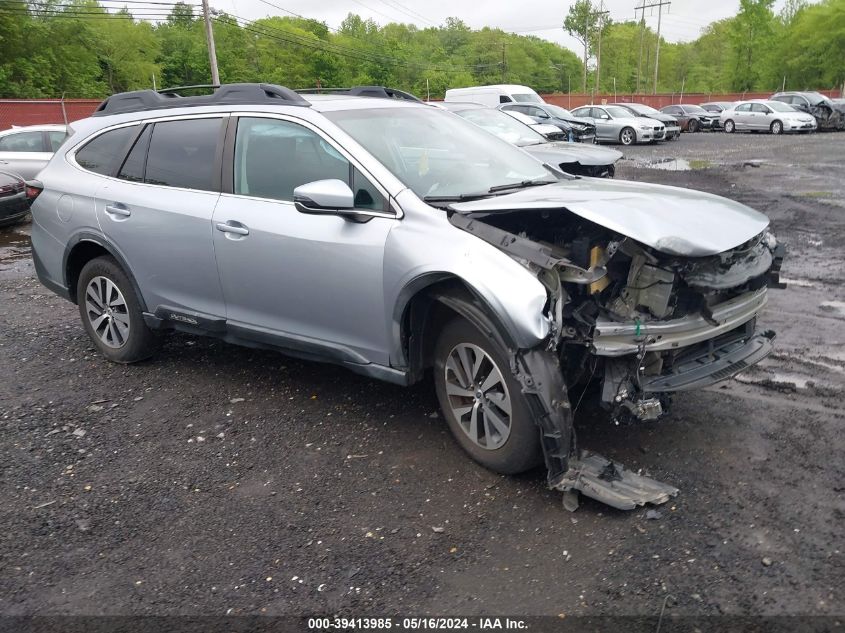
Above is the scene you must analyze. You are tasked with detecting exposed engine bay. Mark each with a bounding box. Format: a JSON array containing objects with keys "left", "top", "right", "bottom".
[
  {"left": 451, "top": 208, "right": 784, "bottom": 419},
  {"left": 447, "top": 205, "right": 785, "bottom": 509}
]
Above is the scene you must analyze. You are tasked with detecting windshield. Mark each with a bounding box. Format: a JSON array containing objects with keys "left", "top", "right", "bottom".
[
  {"left": 545, "top": 104, "right": 575, "bottom": 118},
  {"left": 766, "top": 101, "right": 797, "bottom": 112},
  {"left": 606, "top": 106, "right": 633, "bottom": 118},
  {"left": 627, "top": 103, "right": 659, "bottom": 115},
  {"left": 326, "top": 107, "right": 554, "bottom": 200},
  {"left": 512, "top": 92, "right": 543, "bottom": 103},
  {"left": 457, "top": 108, "right": 546, "bottom": 147},
  {"left": 804, "top": 92, "right": 830, "bottom": 105},
  {"left": 684, "top": 105, "right": 707, "bottom": 114}
]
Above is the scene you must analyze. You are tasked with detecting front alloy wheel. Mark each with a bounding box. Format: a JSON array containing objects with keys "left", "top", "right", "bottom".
[
  {"left": 724, "top": 119, "right": 735, "bottom": 133},
  {"left": 444, "top": 343, "right": 512, "bottom": 450},
  {"left": 619, "top": 127, "right": 636, "bottom": 145},
  {"left": 771, "top": 120, "right": 783, "bottom": 135},
  {"left": 433, "top": 317, "right": 542, "bottom": 475}
]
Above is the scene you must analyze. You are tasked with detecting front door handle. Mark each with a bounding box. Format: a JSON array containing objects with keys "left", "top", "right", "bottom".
[
  {"left": 105, "top": 204, "right": 130, "bottom": 218},
  {"left": 216, "top": 221, "right": 249, "bottom": 236}
]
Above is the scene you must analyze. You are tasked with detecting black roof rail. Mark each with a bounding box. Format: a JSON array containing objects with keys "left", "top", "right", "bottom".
[
  {"left": 296, "top": 86, "right": 422, "bottom": 103},
  {"left": 92, "top": 83, "right": 310, "bottom": 117}
]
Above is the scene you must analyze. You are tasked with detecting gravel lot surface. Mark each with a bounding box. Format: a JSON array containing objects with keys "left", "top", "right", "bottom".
[{"left": 1, "top": 132, "right": 843, "bottom": 619}]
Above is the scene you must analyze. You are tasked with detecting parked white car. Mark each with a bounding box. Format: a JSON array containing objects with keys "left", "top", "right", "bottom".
[
  {"left": 720, "top": 100, "right": 817, "bottom": 135},
  {"left": 0, "top": 124, "right": 70, "bottom": 179}
]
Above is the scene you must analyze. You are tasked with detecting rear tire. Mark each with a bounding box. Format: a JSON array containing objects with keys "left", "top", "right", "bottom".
[
  {"left": 433, "top": 317, "right": 543, "bottom": 475},
  {"left": 687, "top": 118, "right": 700, "bottom": 133},
  {"left": 770, "top": 120, "right": 783, "bottom": 135},
  {"left": 77, "top": 256, "right": 158, "bottom": 364},
  {"left": 724, "top": 119, "right": 735, "bottom": 133}
]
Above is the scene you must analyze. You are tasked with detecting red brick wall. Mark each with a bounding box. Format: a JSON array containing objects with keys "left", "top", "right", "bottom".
[{"left": 0, "top": 99, "right": 101, "bottom": 130}]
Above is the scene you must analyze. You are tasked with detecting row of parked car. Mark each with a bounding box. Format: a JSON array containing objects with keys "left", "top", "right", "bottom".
[{"left": 444, "top": 84, "right": 845, "bottom": 142}]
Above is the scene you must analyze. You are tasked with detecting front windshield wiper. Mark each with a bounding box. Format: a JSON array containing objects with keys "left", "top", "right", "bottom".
[
  {"left": 487, "top": 178, "right": 557, "bottom": 193},
  {"left": 423, "top": 192, "right": 491, "bottom": 203}
]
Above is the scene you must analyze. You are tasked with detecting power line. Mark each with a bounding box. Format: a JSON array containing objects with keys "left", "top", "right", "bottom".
[
  {"left": 377, "top": 0, "right": 436, "bottom": 26},
  {"left": 227, "top": 13, "right": 495, "bottom": 72}
]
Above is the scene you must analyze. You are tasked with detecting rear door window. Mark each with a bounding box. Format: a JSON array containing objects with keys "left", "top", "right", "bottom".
[
  {"left": 75, "top": 125, "right": 138, "bottom": 176},
  {"left": 144, "top": 118, "right": 221, "bottom": 191},
  {"left": 0, "top": 130, "right": 46, "bottom": 152},
  {"left": 751, "top": 103, "right": 770, "bottom": 113},
  {"left": 735, "top": 103, "right": 752, "bottom": 112}
]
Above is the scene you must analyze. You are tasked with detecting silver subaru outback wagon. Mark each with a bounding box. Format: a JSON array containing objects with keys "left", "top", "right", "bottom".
[{"left": 29, "top": 84, "right": 785, "bottom": 510}]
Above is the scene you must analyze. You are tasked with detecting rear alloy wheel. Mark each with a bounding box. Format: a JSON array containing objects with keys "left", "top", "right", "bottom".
[
  {"left": 434, "top": 318, "right": 542, "bottom": 475},
  {"left": 619, "top": 127, "right": 636, "bottom": 145},
  {"left": 687, "top": 118, "right": 700, "bottom": 133},
  {"left": 77, "top": 256, "right": 158, "bottom": 363},
  {"left": 770, "top": 120, "right": 783, "bottom": 135},
  {"left": 724, "top": 119, "right": 736, "bottom": 134}
]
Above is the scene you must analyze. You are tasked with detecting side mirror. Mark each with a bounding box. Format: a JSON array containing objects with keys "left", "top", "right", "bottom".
[
  {"left": 294, "top": 179, "right": 355, "bottom": 215},
  {"left": 600, "top": 114, "right": 610, "bottom": 120}
]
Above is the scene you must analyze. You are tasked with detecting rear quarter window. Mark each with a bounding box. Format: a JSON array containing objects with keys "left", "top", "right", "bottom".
[{"left": 75, "top": 125, "right": 138, "bottom": 176}]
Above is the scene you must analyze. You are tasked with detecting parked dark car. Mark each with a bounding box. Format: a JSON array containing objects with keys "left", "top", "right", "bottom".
[
  {"left": 700, "top": 101, "right": 736, "bottom": 114},
  {"left": 610, "top": 103, "right": 681, "bottom": 140},
  {"left": 0, "top": 170, "right": 33, "bottom": 227},
  {"left": 499, "top": 102, "right": 597, "bottom": 143},
  {"left": 660, "top": 104, "right": 720, "bottom": 132},
  {"left": 770, "top": 91, "right": 845, "bottom": 130},
  {"left": 438, "top": 102, "right": 622, "bottom": 178}
]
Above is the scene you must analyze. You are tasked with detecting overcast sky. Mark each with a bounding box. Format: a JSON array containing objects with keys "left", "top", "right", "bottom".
[{"left": 215, "top": 0, "right": 794, "bottom": 55}]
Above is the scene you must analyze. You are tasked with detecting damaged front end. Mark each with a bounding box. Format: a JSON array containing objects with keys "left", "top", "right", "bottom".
[{"left": 448, "top": 198, "right": 785, "bottom": 511}]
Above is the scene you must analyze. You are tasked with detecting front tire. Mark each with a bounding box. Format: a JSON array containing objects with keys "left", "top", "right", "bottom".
[
  {"left": 687, "top": 118, "right": 700, "bottom": 133},
  {"left": 433, "top": 317, "right": 543, "bottom": 475},
  {"left": 77, "top": 256, "right": 158, "bottom": 363},
  {"left": 770, "top": 120, "right": 783, "bottom": 135},
  {"left": 619, "top": 127, "right": 636, "bottom": 145},
  {"left": 724, "top": 119, "right": 735, "bottom": 133}
]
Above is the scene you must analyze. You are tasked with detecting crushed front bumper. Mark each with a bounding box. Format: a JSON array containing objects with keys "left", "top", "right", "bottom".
[
  {"left": 640, "top": 328, "right": 774, "bottom": 392},
  {"left": 592, "top": 288, "right": 767, "bottom": 357}
]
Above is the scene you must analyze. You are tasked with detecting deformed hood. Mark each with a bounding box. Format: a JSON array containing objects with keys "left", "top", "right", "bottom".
[
  {"left": 524, "top": 141, "right": 623, "bottom": 167},
  {"left": 450, "top": 178, "right": 770, "bottom": 257}
]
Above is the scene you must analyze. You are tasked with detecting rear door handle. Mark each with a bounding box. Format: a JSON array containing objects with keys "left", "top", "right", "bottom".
[
  {"left": 105, "top": 204, "right": 131, "bottom": 218},
  {"left": 216, "top": 221, "right": 249, "bottom": 236}
]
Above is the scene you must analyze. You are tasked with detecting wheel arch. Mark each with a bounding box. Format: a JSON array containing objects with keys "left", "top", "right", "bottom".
[
  {"left": 393, "top": 273, "right": 524, "bottom": 385},
  {"left": 63, "top": 232, "right": 147, "bottom": 311}
]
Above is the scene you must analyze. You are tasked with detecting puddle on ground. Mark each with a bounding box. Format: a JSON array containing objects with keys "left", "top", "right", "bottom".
[
  {"left": 819, "top": 300, "right": 845, "bottom": 316},
  {"left": 632, "top": 157, "right": 714, "bottom": 171},
  {"left": 0, "top": 224, "right": 32, "bottom": 269},
  {"left": 778, "top": 277, "right": 818, "bottom": 288}
]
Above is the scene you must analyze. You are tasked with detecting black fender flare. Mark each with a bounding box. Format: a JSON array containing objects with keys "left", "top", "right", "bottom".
[{"left": 62, "top": 231, "right": 147, "bottom": 311}]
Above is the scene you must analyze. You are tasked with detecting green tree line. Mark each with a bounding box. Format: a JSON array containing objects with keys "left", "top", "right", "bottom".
[{"left": 0, "top": 0, "right": 842, "bottom": 99}]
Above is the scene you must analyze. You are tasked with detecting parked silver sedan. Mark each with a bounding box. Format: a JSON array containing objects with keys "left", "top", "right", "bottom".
[
  {"left": 0, "top": 124, "right": 69, "bottom": 179},
  {"left": 571, "top": 105, "right": 665, "bottom": 145},
  {"left": 721, "top": 100, "right": 817, "bottom": 135}
]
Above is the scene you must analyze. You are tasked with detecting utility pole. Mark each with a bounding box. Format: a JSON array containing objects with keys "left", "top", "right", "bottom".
[
  {"left": 634, "top": 0, "right": 670, "bottom": 95},
  {"left": 201, "top": 0, "right": 220, "bottom": 86},
  {"left": 636, "top": 15, "right": 645, "bottom": 93},
  {"left": 593, "top": 1, "right": 609, "bottom": 97}
]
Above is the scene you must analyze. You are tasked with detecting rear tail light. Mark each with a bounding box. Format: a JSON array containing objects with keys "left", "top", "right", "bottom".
[{"left": 25, "top": 179, "right": 43, "bottom": 200}]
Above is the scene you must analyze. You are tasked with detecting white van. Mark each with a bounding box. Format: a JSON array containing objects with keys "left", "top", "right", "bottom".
[{"left": 444, "top": 84, "right": 544, "bottom": 107}]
